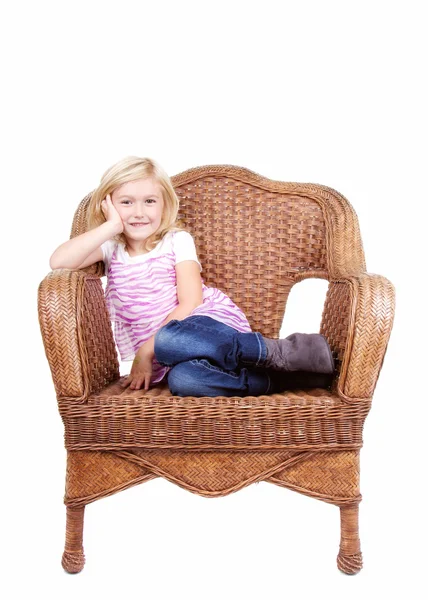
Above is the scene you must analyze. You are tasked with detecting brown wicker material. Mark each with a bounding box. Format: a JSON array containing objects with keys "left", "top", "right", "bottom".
[{"left": 38, "top": 164, "right": 395, "bottom": 575}]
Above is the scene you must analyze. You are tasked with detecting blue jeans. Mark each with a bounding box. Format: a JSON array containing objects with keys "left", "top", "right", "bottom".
[{"left": 154, "top": 315, "right": 274, "bottom": 397}]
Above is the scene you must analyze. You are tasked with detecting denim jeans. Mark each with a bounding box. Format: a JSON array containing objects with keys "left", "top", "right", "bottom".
[
  {"left": 153, "top": 314, "right": 338, "bottom": 398},
  {"left": 154, "top": 315, "right": 271, "bottom": 397}
]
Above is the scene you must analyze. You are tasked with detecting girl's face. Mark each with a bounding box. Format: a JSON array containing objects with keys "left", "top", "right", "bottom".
[{"left": 111, "top": 177, "right": 164, "bottom": 246}]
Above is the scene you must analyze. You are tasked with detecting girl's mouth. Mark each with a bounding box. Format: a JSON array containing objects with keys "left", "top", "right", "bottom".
[{"left": 130, "top": 223, "right": 148, "bottom": 227}]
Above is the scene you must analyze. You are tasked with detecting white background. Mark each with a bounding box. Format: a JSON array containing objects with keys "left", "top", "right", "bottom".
[{"left": 2, "top": 0, "right": 426, "bottom": 598}]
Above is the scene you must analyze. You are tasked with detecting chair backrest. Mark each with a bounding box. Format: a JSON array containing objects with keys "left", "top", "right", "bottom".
[{"left": 71, "top": 165, "right": 366, "bottom": 338}]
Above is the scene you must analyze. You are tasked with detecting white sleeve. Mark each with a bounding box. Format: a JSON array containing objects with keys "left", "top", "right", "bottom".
[
  {"left": 171, "top": 231, "right": 202, "bottom": 272},
  {"left": 101, "top": 239, "right": 116, "bottom": 271}
]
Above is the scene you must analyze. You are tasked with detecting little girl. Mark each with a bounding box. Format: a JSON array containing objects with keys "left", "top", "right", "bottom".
[{"left": 50, "top": 156, "right": 335, "bottom": 397}]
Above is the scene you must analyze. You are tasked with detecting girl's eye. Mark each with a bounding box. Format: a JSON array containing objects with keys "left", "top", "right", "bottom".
[{"left": 121, "top": 199, "right": 156, "bottom": 204}]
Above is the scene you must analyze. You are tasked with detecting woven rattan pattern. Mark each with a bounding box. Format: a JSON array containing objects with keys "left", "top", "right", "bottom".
[
  {"left": 38, "top": 271, "right": 119, "bottom": 406},
  {"left": 38, "top": 164, "right": 396, "bottom": 575},
  {"left": 61, "top": 379, "right": 371, "bottom": 450},
  {"left": 64, "top": 449, "right": 360, "bottom": 506}
]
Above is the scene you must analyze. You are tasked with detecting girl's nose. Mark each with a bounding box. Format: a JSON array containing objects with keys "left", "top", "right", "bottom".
[{"left": 134, "top": 204, "right": 147, "bottom": 217}]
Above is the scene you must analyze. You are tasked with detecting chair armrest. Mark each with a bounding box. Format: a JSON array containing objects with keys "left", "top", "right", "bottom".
[
  {"left": 321, "top": 272, "right": 396, "bottom": 401},
  {"left": 38, "top": 269, "right": 120, "bottom": 413}
]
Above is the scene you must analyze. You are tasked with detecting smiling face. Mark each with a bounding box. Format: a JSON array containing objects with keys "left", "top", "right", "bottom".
[{"left": 111, "top": 178, "right": 164, "bottom": 254}]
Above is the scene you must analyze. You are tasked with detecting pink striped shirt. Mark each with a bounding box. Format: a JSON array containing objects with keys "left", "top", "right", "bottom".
[{"left": 101, "top": 230, "right": 252, "bottom": 384}]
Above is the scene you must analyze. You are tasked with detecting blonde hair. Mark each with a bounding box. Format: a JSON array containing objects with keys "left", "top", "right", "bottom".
[{"left": 87, "top": 156, "right": 184, "bottom": 253}]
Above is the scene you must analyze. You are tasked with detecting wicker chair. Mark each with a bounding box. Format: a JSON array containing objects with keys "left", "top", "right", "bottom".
[{"left": 38, "top": 164, "right": 395, "bottom": 575}]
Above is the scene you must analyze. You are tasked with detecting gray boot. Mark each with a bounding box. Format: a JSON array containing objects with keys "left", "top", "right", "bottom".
[{"left": 262, "top": 333, "right": 335, "bottom": 374}]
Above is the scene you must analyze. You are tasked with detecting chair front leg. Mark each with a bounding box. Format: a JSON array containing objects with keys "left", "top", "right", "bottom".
[
  {"left": 337, "top": 505, "right": 363, "bottom": 574},
  {"left": 62, "top": 506, "right": 85, "bottom": 574}
]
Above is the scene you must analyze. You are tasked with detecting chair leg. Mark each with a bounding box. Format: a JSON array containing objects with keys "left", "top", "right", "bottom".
[
  {"left": 61, "top": 506, "right": 86, "bottom": 573},
  {"left": 337, "top": 505, "right": 363, "bottom": 574}
]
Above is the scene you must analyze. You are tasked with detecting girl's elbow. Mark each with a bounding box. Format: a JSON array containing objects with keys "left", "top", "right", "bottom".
[
  {"left": 49, "top": 257, "right": 59, "bottom": 270},
  {"left": 182, "top": 299, "right": 202, "bottom": 313},
  {"left": 49, "top": 257, "right": 75, "bottom": 270},
  {"left": 50, "top": 256, "right": 66, "bottom": 270},
  {"left": 192, "top": 293, "right": 203, "bottom": 310},
  {"left": 49, "top": 250, "right": 64, "bottom": 270},
  {"left": 193, "top": 285, "right": 203, "bottom": 307}
]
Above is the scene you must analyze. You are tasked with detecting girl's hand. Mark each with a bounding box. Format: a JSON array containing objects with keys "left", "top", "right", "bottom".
[
  {"left": 120, "top": 344, "right": 154, "bottom": 391},
  {"left": 101, "top": 193, "right": 123, "bottom": 234}
]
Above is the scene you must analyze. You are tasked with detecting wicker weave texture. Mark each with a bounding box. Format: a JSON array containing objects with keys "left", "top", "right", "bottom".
[
  {"left": 64, "top": 449, "right": 361, "bottom": 506},
  {"left": 38, "top": 164, "right": 396, "bottom": 575},
  {"left": 38, "top": 271, "right": 120, "bottom": 408},
  {"left": 63, "top": 381, "right": 370, "bottom": 450}
]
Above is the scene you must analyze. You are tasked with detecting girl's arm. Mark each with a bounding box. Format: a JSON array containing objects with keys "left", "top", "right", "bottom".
[
  {"left": 141, "top": 260, "right": 202, "bottom": 356},
  {"left": 50, "top": 221, "right": 122, "bottom": 270},
  {"left": 122, "top": 260, "right": 203, "bottom": 390},
  {"left": 50, "top": 193, "right": 123, "bottom": 270},
  {"left": 141, "top": 260, "right": 204, "bottom": 354}
]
